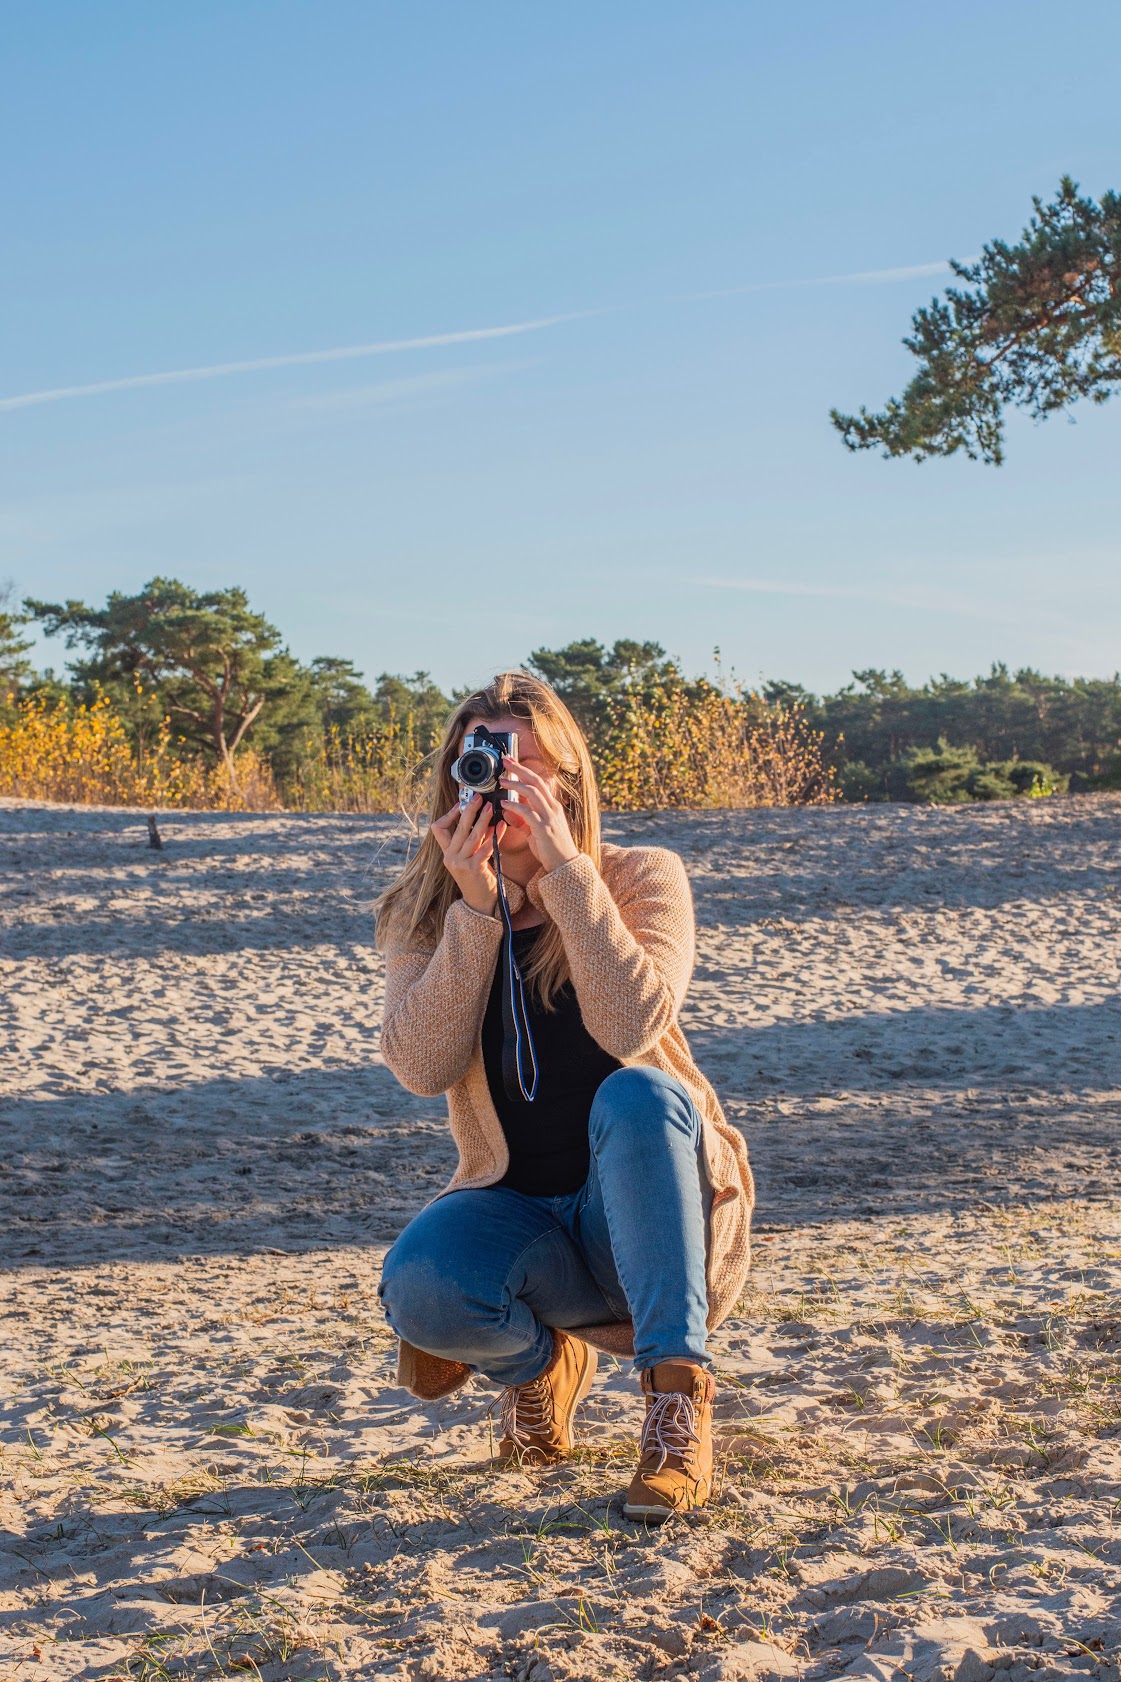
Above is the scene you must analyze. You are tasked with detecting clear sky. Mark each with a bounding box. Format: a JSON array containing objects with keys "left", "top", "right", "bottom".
[{"left": 3, "top": 1, "right": 1118, "bottom": 697}]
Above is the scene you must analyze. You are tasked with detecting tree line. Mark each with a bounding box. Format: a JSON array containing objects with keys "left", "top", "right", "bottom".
[
  {"left": 2, "top": 580, "right": 1118, "bottom": 803},
  {"left": 763, "top": 667, "right": 1121, "bottom": 801},
  {"left": 0, "top": 578, "right": 448, "bottom": 790},
  {"left": 512, "top": 642, "right": 1121, "bottom": 801}
]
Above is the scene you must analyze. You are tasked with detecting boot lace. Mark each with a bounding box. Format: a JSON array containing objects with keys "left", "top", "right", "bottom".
[
  {"left": 640, "top": 1390, "right": 699, "bottom": 1472},
  {"left": 495, "top": 1373, "right": 554, "bottom": 1447}
]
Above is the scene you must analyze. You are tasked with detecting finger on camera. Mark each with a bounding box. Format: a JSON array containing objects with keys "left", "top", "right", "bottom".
[
  {"left": 464, "top": 823, "right": 494, "bottom": 857},
  {"left": 449, "top": 801, "right": 482, "bottom": 845},
  {"left": 431, "top": 805, "right": 461, "bottom": 845},
  {"left": 442, "top": 801, "right": 470, "bottom": 840},
  {"left": 504, "top": 773, "right": 545, "bottom": 803},
  {"left": 503, "top": 789, "right": 541, "bottom": 817},
  {"left": 503, "top": 756, "right": 546, "bottom": 786},
  {"left": 455, "top": 815, "right": 489, "bottom": 852}
]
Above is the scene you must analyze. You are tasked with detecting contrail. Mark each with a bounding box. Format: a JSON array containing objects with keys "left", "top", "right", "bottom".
[
  {"left": 682, "top": 260, "right": 953, "bottom": 302},
  {"left": 0, "top": 311, "right": 593, "bottom": 413},
  {"left": 0, "top": 261, "right": 956, "bottom": 415}
]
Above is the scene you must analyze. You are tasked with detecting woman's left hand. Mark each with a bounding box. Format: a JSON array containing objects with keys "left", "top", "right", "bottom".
[{"left": 500, "top": 757, "right": 580, "bottom": 873}]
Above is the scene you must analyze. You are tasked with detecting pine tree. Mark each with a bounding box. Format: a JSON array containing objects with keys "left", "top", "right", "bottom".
[{"left": 831, "top": 179, "right": 1120, "bottom": 464}]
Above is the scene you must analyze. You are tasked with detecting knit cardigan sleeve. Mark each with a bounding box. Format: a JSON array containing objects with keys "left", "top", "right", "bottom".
[
  {"left": 534, "top": 847, "right": 694, "bottom": 1060},
  {"left": 380, "top": 900, "right": 503, "bottom": 1096}
]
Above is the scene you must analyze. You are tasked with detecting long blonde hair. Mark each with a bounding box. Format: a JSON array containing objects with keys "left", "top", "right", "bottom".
[{"left": 375, "top": 670, "right": 601, "bottom": 1007}]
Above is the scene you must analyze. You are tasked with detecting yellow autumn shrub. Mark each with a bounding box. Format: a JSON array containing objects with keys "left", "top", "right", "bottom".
[
  {"left": 593, "top": 682, "right": 837, "bottom": 809},
  {"left": 284, "top": 716, "right": 429, "bottom": 813},
  {"left": 0, "top": 694, "right": 279, "bottom": 810},
  {"left": 0, "top": 685, "right": 836, "bottom": 813}
]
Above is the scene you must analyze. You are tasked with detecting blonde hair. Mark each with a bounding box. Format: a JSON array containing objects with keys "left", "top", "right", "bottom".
[{"left": 375, "top": 670, "right": 601, "bottom": 1007}]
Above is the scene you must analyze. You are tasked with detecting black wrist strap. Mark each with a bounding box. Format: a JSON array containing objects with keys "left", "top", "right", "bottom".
[{"left": 492, "top": 831, "right": 539, "bottom": 1103}]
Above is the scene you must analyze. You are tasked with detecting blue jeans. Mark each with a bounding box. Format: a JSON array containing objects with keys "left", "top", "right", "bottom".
[{"left": 379, "top": 1066, "right": 711, "bottom": 1385}]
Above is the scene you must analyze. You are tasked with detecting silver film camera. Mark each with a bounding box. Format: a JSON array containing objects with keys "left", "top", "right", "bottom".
[{"left": 452, "top": 728, "right": 519, "bottom": 818}]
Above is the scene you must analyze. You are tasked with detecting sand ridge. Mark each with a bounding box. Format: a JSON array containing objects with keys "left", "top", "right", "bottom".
[{"left": 1, "top": 795, "right": 1119, "bottom": 1680}]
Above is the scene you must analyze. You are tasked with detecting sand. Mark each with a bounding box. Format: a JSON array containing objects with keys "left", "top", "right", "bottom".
[{"left": 1, "top": 794, "right": 1119, "bottom": 1681}]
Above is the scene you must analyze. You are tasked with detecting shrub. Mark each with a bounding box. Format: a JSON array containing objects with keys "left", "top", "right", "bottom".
[
  {"left": 0, "top": 694, "right": 279, "bottom": 810},
  {"left": 900, "top": 739, "right": 1067, "bottom": 803},
  {"left": 838, "top": 758, "right": 884, "bottom": 802},
  {"left": 283, "top": 717, "right": 429, "bottom": 813},
  {"left": 592, "top": 681, "right": 838, "bottom": 810}
]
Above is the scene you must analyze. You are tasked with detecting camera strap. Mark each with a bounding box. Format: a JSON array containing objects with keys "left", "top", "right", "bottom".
[{"left": 491, "top": 831, "right": 539, "bottom": 1103}]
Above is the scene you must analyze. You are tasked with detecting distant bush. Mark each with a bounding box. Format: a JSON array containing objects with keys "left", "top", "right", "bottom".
[
  {"left": 882, "top": 739, "right": 1068, "bottom": 804},
  {"left": 526, "top": 640, "right": 838, "bottom": 810},
  {"left": 280, "top": 676, "right": 840, "bottom": 815},
  {"left": 838, "top": 759, "right": 886, "bottom": 803},
  {"left": 806, "top": 665, "right": 1121, "bottom": 798},
  {"left": 11, "top": 616, "right": 1113, "bottom": 813}
]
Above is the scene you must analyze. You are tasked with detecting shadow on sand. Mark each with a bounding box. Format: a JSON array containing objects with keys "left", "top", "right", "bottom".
[{"left": 5, "top": 1000, "right": 1118, "bottom": 1267}]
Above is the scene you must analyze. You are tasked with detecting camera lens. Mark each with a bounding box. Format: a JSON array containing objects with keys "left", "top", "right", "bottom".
[{"left": 453, "top": 746, "right": 499, "bottom": 789}]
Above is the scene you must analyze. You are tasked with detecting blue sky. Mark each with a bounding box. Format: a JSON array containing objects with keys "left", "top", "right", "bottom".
[{"left": 3, "top": 1, "right": 1118, "bottom": 696}]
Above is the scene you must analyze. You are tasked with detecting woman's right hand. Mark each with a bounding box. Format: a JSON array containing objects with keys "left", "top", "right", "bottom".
[{"left": 430, "top": 796, "right": 499, "bottom": 916}]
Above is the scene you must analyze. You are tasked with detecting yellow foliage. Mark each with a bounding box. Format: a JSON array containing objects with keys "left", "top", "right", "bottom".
[
  {"left": 0, "top": 694, "right": 280, "bottom": 810},
  {"left": 593, "top": 682, "right": 838, "bottom": 809},
  {"left": 0, "top": 687, "right": 836, "bottom": 814},
  {"left": 284, "top": 717, "right": 428, "bottom": 814}
]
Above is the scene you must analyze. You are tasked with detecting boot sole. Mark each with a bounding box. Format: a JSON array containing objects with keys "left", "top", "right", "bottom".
[
  {"left": 623, "top": 1479, "right": 710, "bottom": 1521},
  {"left": 622, "top": 1499, "right": 676, "bottom": 1521}
]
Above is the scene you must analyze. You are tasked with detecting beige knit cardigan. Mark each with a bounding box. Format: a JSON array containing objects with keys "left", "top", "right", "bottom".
[{"left": 380, "top": 844, "right": 755, "bottom": 1396}]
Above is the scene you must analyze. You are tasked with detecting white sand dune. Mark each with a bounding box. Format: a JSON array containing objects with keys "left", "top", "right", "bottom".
[{"left": 1, "top": 795, "right": 1119, "bottom": 1681}]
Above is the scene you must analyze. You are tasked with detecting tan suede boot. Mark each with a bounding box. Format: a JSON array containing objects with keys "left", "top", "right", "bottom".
[
  {"left": 495, "top": 1330, "right": 598, "bottom": 1466},
  {"left": 623, "top": 1360, "right": 715, "bottom": 1520}
]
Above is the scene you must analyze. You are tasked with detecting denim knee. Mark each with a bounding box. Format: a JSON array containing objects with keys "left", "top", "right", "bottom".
[
  {"left": 378, "top": 1230, "right": 471, "bottom": 1354},
  {"left": 588, "top": 1065, "right": 699, "bottom": 1147}
]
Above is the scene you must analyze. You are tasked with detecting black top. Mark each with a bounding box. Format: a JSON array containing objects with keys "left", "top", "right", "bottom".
[{"left": 481, "top": 926, "right": 621, "bottom": 1196}]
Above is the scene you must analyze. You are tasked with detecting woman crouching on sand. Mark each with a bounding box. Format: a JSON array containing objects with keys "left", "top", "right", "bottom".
[{"left": 375, "top": 671, "right": 754, "bottom": 1518}]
